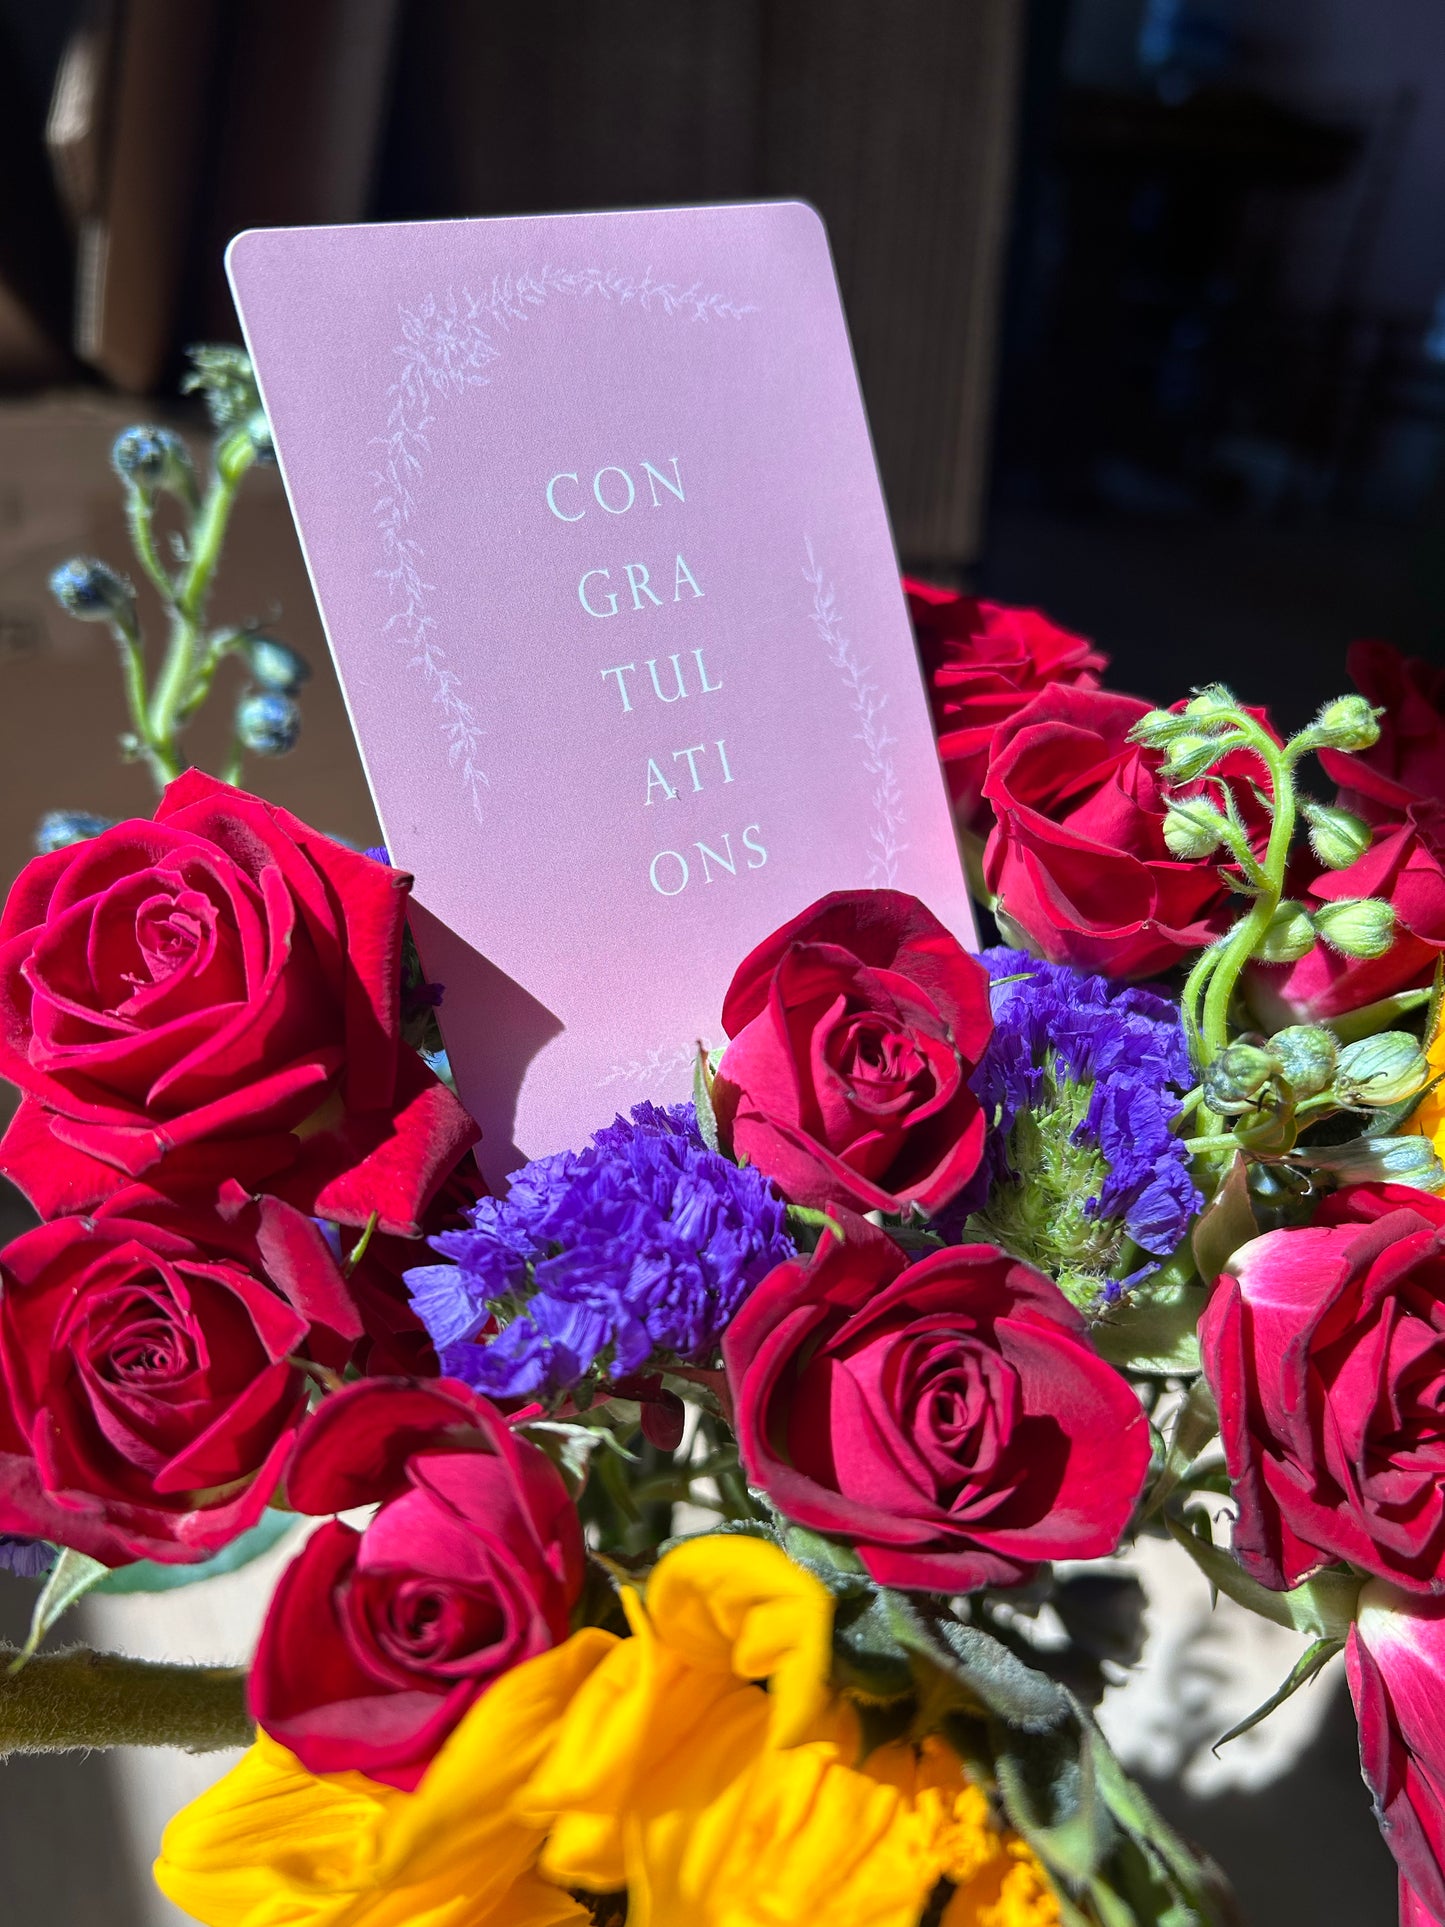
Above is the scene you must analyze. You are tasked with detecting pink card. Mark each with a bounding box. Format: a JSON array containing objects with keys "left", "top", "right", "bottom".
[{"left": 228, "top": 203, "right": 975, "bottom": 1183}]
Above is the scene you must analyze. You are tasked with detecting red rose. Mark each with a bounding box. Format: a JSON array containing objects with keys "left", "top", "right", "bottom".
[
  {"left": 713, "top": 890, "right": 992, "bottom": 1216},
  {"left": 903, "top": 580, "right": 1108, "bottom": 831},
  {"left": 1347, "top": 1581, "right": 1445, "bottom": 1926},
  {"left": 723, "top": 1221, "right": 1150, "bottom": 1591},
  {"left": 981, "top": 685, "right": 1265, "bottom": 980},
  {"left": 1250, "top": 803, "right": 1445, "bottom": 1026},
  {"left": 0, "top": 771, "right": 478, "bottom": 1233},
  {"left": 1201, "top": 1187, "right": 1445, "bottom": 1595},
  {"left": 1321, "top": 640, "right": 1445, "bottom": 821},
  {"left": 251, "top": 1378, "right": 583, "bottom": 1788},
  {"left": 0, "top": 1182, "right": 362, "bottom": 1564}
]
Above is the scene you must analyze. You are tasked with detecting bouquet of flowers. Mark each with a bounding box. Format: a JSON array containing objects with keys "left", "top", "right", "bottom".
[{"left": 1, "top": 353, "right": 1444, "bottom": 1927}]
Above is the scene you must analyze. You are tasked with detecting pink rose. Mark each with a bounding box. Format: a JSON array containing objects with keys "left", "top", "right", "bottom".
[
  {"left": 1348, "top": 1581, "right": 1445, "bottom": 1925},
  {"left": 1201, "top": 1187, "right": 1445, "bottom": 1594}
]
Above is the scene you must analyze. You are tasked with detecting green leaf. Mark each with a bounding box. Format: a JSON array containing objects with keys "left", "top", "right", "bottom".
[
  {"left": 1091, "top": 1278, "right": 1207, "bottom": 1376},
  {"left": 7, "top": 1549, "right": 109, "bottom": 1675},
  {"left": 884, "top": 1594, "right": 1070, "bottom": 1732},
  {"left": 1191, "top": 1154, "right": 1257, "bottom": 1284},
  {"left": 1166, "top": 1515, "right": 1362, "bottom": 1637},
  {"left": 91, "top": 1510, "right": 298, "bottom": 1595},
  {"left": 992, "top": 1720, "right": 1116, "bottom": 1890},
  {"left": 1212, "top": 1635, "right": 1345, "bottom": 1752}
]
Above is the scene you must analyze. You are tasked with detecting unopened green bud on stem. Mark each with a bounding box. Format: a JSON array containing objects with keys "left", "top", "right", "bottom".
[{"left": 1312, "top": 898, "right": 1396, "bottom": 959}]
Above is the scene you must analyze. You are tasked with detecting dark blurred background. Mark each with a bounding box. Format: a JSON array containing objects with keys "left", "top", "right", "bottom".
[{"left": 1, "top": 1, "right": 1439, "bottom": 1920}]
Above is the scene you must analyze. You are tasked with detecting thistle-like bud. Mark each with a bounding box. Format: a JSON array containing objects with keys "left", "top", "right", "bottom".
[
  {"left": 1257, "top": 900, "right": 1316, "bottom": 964},
  {"left": 1334, "top": 1032, "right": 1432, "bottom": 1109},
  {"left": 243, "top": 635, "right": 311, "bottom": 694},
  {"left": 111, "top": 425, "right": 194, "bottom": 498},
  {"left": 1204, "top": 1040, "right": 1283, "bottom": 1116},
  {"left": 48, "top": 556, "right": 135, "bottom": 624},
  {"left": 1162, "top": 796, "right": 1228, "bottom": 859},
  {"left": 1303, "top": 801, "right": 1371, "bottom": 872},
  {"left": 1271, "top": 1024, "right": 1338, "bottom": 1100},
  {"left": 1312, "top": 898, "right": 1396, "bottom": 959},
  {"left": 34, "top": 810, "right": 115, "bottom": 855},
  {"left": 1310, "top": 695, "right": 1382, "bottom": 754},
  {"left": 236, "top": 690, "right": 301, "bottom": 755}
]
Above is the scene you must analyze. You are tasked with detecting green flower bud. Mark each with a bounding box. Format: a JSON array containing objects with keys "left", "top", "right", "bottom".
[
  {"left": 1161, "top": 734, "right": 1240, "bottom": 785},
  {"left": 34, "top": 810, "right": 115, "bottom": 855},
  {"left": 1257, "top": 900, "right": 1316, "bottom": 965},
  {"left": 1162, "top": 797, "right": 1228, "bottom": 859},
  {"left": 1310, "top": 695, "right": 1381, "bottom": 754},
  {"left": 1303, "top": 801, "right": 1372, "bottom": 872},
  {"left": 1128, "top": 708, "right": 1199, "bottom": 750},
  {"left": 48, "top": 556, "right": 135, "bottom": 624},
  {"left": 236, "top": 690, "right": 301, "bottom": 755},
  {"left": 181, "top": 345, "right": 262, "bottom": 433},
  {"left": 1185, "top": 683, "right": 1238, "bottom": 712},
  {"left": 1204, "top": 1040, "right": 1283, "bottom": 1116},
  {"left": 1271, "top": 1024, "right": 1338, "bottom": 1100},
  {"left": 1312, "top": 898, "right": 1396, "bottom": 959},
  {"left": 1303, "top": 1134, "right": 1444, "bottom": 1192},
  {"left": 111, "top": 425, "right": 194, "bottom": 498},
  {"left": 1334, "top": 1032, "right": 1432, "bottom": 1108},
  {"left": 243, "top": 636, "right": 311, "bottom": 694}
]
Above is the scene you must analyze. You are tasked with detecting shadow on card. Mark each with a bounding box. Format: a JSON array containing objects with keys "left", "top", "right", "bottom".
[{"left": 404, "top": 901, "right": 564, "bottom": 1186}]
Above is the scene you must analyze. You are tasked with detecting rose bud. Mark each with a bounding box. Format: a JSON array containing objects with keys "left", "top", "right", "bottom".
[
  {"left": 723, "top": 1220, "right": 1150, "bottom": 1591},
  {"left": 251, "top": 1378, "right": 584, "bottom": 1789},
  {"left": 903, "top": 581, "right": 1107, "bottom": 833},
  {"left": 1348, "top": 1581, "right": 1445, "bottom": 1925},
  {"left": 1201, "top": 1187, "right": 1445, "bottom": 1595},
  {"left": 0, "top": 771, "right": 477, "bottom": 1232},
  {"left": 713, "top": 889, "right": 992, "bottom": 1217},
  {"left": 0, "top": 1183, "right": 363, "bottom": 1565}
]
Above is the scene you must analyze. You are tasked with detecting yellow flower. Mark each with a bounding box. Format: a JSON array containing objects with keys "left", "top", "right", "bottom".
[
  {"left": 154, "top": 1629, "right": 618, "bottom": 1927},
  {"left": 1407, "top": 997, "right": 1445, "bottom": 1154},
  {"left": 156, "top": 1533, "right": 1059, "bottom": 1927},
  {"left": 525, "top": 1536, "right": 1057, "bottom": 1927}
]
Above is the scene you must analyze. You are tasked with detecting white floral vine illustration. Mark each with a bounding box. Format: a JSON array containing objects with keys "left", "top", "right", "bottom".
[
  {"left": 597, "top": 1041, "right": 702, "bottom": 1091},
  {"left": 803, "top": 538, "right": 906, "bottom": 885},
  {"left": 373, "top": 270, "right": 756, "bottom": 821}
]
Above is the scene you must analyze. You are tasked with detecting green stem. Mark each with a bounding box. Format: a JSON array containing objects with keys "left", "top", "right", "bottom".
[
  {"left": 1200, "top": 722, "right": 1297, "bottom": 1061},
  {"left": 1180, "top": 943, "right": 1225, "bottom": 1067},
  {"left": 108, "top": 607, "right": 177, "bottom": 787},
  {"left": 124, "top": 488, "right": 177, "bottom": 607},
  {"left": 145, "top": 430, "right": 257, "bottom": 783},
  {"left": 0, "top": 1645, "right": 252, "bottom": 1755}
]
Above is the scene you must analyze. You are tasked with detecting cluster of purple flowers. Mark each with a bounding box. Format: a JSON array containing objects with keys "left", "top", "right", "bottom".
[
  {"left": 405, "top": 1101, "right": 794, "bottom": 1400},
  {"left": 967, "top": 947, "right": 1201, "bottom": 1299}
]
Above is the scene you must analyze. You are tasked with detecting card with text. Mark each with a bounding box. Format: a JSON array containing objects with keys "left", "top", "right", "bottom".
[{"left": 228, "top": 202, "right": 975, "bottom": 1182}]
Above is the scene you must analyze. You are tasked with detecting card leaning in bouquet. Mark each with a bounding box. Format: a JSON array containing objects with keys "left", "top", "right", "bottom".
[
  {"left": 1, "top": 208, "right": 1445, "bottom": 1927},
  {"left": 227, "top": 203, "right": 974, "bottom": 1183}
]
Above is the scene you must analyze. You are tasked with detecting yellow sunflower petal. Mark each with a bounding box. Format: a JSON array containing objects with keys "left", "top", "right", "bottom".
[{"left": 643, "top": 1534, "right": 835, "bottom": 1745}]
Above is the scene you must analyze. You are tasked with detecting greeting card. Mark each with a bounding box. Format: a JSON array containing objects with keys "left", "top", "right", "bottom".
[{"left": 228, "top": 202, "right": 974, "bottom": 1181}]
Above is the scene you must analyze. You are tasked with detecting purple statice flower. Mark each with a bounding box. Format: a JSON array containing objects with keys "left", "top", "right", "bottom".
[
  {"left": 405, "top": 1101, "right": 794, "bottom": 1400},
  {"left": 0, "top": 1534, "right": 54, "bottom": 1579},
  {"left": 961, "top": 948, "right": 1201, "bottom": 1307}
]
